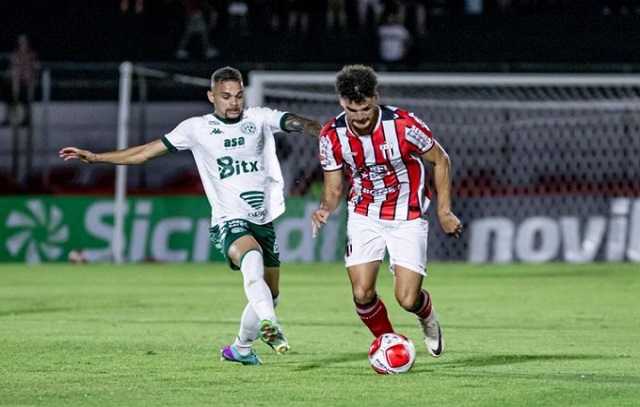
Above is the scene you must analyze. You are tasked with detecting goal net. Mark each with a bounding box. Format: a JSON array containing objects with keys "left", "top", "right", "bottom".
[{"left": 248, "top": 71, "right": 640, "bottom": 263}]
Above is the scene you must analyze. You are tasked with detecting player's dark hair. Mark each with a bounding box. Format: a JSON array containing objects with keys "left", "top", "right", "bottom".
[
  {"left": 211, "top": 66, "right": 243, "bottom": 88},
  {"left": 335, "top": 65, "right": 378, "bottom": 103}
]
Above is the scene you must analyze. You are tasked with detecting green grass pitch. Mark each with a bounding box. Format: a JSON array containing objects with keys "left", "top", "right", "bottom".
[{"left": 1, "top": 262, "right": 639, "bottom": 406}]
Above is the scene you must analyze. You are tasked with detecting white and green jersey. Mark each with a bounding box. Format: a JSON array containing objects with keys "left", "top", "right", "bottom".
[{"left": 161, "top": 107, "right": 290, "bottom": 227}]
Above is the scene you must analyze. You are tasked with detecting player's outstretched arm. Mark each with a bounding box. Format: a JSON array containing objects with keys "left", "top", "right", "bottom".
[
  {"left": 422, "top": 141, "right": 463, "bottom": 238},
  {"left": 284, "top": 113, "right": 322, "bottom": 137},
  {"left": 311, "top": 169, "right": 343, "bottom": 237},
  {"left": 59, "top": 139, "right": 169, "bottom": 165}
]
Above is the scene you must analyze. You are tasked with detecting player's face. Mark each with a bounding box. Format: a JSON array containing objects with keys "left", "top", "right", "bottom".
[
  {"left": 208, "top": 80, "right": 244, "bottom": 120},
  {"left": 340, "top": 96, "right": 379, "bottom": 136}
]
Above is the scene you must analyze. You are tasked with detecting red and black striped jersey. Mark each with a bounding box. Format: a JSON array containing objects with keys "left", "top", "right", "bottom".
[{"left": 319, "top": 105, "right": 435, "bottom": 220}]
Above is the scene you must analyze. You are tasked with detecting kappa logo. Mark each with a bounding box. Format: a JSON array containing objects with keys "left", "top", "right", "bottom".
[
  {"left": 4, "top": 199, "right": 69, "bottom": 263},
  {"left": 211, "top": 128, "right": 223, "bottom": 135}
]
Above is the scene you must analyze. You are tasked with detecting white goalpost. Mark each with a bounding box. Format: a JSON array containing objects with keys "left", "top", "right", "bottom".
[
  {"left": 114, "top": 61, "right": 211, "bottom": 263},
  {"left": 113, "top": 62, "right": 133, "bottom": 264}
]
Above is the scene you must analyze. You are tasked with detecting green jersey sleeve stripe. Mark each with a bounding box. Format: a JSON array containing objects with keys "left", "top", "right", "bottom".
[
  {"left": 280, "top": 112, "right": 290, "bottom": 132},
  {"left": 161, "top": 136, "right": 178, "bottom": 153}
]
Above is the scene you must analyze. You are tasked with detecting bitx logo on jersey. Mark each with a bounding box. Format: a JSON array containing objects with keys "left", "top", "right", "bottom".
[{"left": 217, "top": 156, "right": 260, "bottom": 179}]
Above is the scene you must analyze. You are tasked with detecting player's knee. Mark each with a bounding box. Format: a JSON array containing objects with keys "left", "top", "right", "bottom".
[
  {"left": 352, "top": 287, "right": 377, "bottom": 304},
  {"left": 396, "top": 292, "right": 420, "bottom": 312}
]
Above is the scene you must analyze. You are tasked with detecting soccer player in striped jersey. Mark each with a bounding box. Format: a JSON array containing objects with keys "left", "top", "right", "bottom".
[
  {"left": 60, "top": 66, "right": 322, "bottom": 365},
  {"left": 311, "top": 64, "right": 463, "bottom": 358}
]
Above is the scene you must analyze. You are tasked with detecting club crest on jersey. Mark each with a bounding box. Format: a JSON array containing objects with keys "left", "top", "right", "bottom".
[
  {"left": 379, "top": 142, "right": 395, "bottom": 160},
  {"left": 241, "top": 122, "right": 257, "bottom": 135}
]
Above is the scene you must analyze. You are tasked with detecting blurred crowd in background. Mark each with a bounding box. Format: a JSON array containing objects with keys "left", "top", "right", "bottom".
[{"left": 1, "top": 0, "right": 639, "bottom": 67}]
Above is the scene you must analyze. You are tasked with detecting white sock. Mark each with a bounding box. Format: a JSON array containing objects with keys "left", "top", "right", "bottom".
[
  {"left": 240, "top": 250, "right": 276, "bottom": 322},
  {"left": 234, "top": 303, "right": 259, "bottom": 355},
  {"left": 235, "top": 295, "right": 280, "bottom": 355}
]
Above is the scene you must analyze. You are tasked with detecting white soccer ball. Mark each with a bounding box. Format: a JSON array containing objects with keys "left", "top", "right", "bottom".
[{"left": 368, "top": 333, "right": 416, "bottom": 374}]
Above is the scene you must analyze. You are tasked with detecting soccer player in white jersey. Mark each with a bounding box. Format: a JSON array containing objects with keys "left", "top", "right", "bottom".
[
  {"left": 311, "top": 65, "right": 463, "bottom": 358},
  {"left": 60, "top": 66, "right": 322, "bottom": 365}
]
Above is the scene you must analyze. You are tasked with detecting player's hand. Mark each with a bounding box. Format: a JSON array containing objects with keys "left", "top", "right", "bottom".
[
  {"left": 311, "top": 208, "right": 330, "bottom": 238},
  {"left": 439, "top": 211, "right": 463, "bottom": 239},
  {"left": 59, "top": 147, "right": 97, "bottom": 164}
]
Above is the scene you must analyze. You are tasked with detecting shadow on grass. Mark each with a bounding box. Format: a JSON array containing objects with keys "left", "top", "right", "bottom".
[
  {"left": 289, "top": 352, "right": 621, "bottom": 373},
  {"left": 439, "top": 353, "right": 611, "bottom": 368},
  {"left": 415, "top": 354, "right": 640, "bottom": 384},
  {"left": 0, "top": 307, "right": 75, "bottom": 317},
  {"left": 292, "top": 352, "right": 368, "bottom": 372}
]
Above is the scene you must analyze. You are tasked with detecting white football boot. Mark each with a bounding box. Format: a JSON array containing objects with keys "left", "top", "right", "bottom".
[{"left": 418, "top": 308, "right": 444, "bottom": 357}]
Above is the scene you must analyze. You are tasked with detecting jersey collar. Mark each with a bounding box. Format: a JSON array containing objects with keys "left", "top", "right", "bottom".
[{"left": 346, "top": 106, "right": 381, "bottom": 137}]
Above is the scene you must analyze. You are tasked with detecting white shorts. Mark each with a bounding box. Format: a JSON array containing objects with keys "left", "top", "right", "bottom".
[{"left": 344, "top": 212, "right": 429, "bottom": 275}]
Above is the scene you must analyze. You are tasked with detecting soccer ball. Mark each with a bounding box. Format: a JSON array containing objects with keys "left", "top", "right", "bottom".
[{"left": 368, "top": 333, "right": 416, "bottom": 374}]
